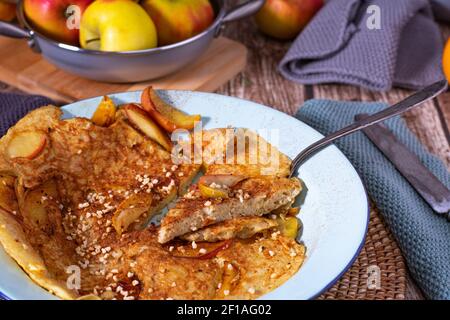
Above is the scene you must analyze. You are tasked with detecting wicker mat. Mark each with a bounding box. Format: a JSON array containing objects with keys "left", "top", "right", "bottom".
[{"left": 318, "top": 202, "right": 406, "bottom": 300}]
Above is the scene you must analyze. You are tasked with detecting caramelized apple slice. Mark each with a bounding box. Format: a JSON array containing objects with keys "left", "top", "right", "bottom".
[
  {"left": 287, "top": 207, "right": 300, "bottom": 216},
  {"left": 199, "top": 175, "right": 246, "bottom": 188},
  {"left": 199, "top": 183, "right": 228, "bottom": 199},
  {"left": 167, "top": 240, "right": 232, "bottom": 259},
  {"left": 217, "top": 261, "right": 240, "bottom": 298},
  {"left": 0, "top": 175, "right": 19, "bottom": 214},
  {"left": 123, "top": 104, "right": 173, "bottom": 152},
  {"left": 197, "top": 240, "right": 233, "bottom": 260},
  {"left": 198, "top": 175, "right": 247, "bottom": 198},
  {"left": 141, "top": 86, "right": 201, "bottom": 132},
  {"left": 21, "top": 180, "right": 58, "bottom": 230},
  {"left": 277, "top": 216, "right": 300, "bottom": 239},
  {"left": 7, "top": 131, "right": 47, "bottom": 160},
  {"left": 112, "top": 192, "right": 152, "bottom": 234},
  {"left": 91, "top": 96, "right": 116, "bottom": 127}
]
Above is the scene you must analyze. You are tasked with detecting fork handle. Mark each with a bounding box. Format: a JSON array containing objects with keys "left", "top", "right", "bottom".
[{"left": 289, "top": 80, "right": 448, "bottom": 177}]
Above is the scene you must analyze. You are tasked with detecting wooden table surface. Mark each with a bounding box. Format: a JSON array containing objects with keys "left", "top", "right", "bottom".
[{"left": 1, "top": 15, "right": 448, "bottom": 301}]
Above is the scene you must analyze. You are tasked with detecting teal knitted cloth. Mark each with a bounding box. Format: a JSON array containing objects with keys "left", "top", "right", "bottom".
[{"left": 296, "top": 100, "right": 450, "bottom": 300}]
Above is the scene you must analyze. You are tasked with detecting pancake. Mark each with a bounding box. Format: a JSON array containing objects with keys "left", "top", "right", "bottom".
[
  {"left": 0, "top": 106, "right": 199, "bottom": 298},
  {"left": 180, "top": 216, "right": 278, "bottom": 242},
  {"left": 159, "top": 177, "right": 301, "bottom": 243},
  {"left": 189, "top": 128, "right": 291, "bottom": 177},
  {"left": 0, "top": 105, "right": 306, "bottom": 300}
]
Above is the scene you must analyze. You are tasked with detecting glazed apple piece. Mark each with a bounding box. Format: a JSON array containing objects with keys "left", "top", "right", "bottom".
[
  {"left": 198, "top": 184, "right": 228, "bottom": 199},
  {"left": 91, "top": 95, "right": 116, "bottom": 127},
  {"left": 0, "top": 175, "right": 19, "bottom": 214},
  {"left": 287, "top": 207, "right": 300, "bottom": 216},
  {"left": 112, "top": 192, "right": 152, "bottom": 235},
  {"left": 6, "top": 131, "right": 47, "bottom": 160},
  {"left": 21, "top": 180, "right": 58, "bottom": 231},
  {"left": 217, "top": 261, "right": 240, "bottom": 298},
  {"left": 277, "top": 216, "right": 300, "bottom": 239},
  {"left": 198, "top": 175, "right": 247, "bottom": 199},
  {"left": 199, "top": 175, "right": 246, "bottom": 188},
  {"left": 141, "top": 86, "right": 201, "bottom": 132},
  {"left": 123, "top": 103, "right": 173, "bottom": 152}
]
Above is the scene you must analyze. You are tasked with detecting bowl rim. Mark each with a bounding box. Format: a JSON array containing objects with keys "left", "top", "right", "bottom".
[{"left": 17, "top": 0, "right": 226, "bottom": 56}]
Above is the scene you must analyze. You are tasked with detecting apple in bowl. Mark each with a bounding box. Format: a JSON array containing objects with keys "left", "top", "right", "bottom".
[
  {"left": 80, "top": 0, "right": 158, "bottom": 51},
  {"left": 141, "top": 0, "right": 214, "bottom": 46},
  {"left": 0, "top": 1, "right": 16, "bottom": 22},
  {"left": 255, "top": 0, "right": 324, "bottom": 40},
  {"left": 24, "top": 0, "right": 93, "bottom": 45}
]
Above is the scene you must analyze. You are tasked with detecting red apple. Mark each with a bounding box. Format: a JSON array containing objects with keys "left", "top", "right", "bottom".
[
  {"left": 255, "top": 0, "right": 324, "bottom": 40},
  {"left": 141, "top": 0, "right": 214, "bottom": 46},
  {"left": 24, "top": 0, "right": 93, "bottom": 45},
  {"left": 0, "top": 1, "right": 16, "bottom": 22}
]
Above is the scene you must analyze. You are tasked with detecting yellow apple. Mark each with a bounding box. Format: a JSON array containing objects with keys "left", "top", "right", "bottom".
[
  {"left": 0, "top": 1, "right": 16, "bottom": 22},
  {"left": 255, "top": 0, "right": 324, "bottom": 40},
  {"left": 141, "top": 0, "right": 214, "bottom": 46},
  {"left": 80, "top": 0, "right": 157, "bottom": 51}
]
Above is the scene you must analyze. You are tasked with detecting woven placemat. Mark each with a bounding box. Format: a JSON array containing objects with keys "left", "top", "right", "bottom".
[{"left": 318, "top": 201, "right": 406, "bottom": 300}]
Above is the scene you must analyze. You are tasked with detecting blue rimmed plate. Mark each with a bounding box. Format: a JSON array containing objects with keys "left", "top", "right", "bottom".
[{"left": 0, "top": 91, "right": 369, "bottom": 300}]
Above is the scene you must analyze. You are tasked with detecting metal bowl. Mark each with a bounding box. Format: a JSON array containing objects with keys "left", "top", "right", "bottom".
[{"left": 0, "top": 0, "right": 264, "bottom": 83}]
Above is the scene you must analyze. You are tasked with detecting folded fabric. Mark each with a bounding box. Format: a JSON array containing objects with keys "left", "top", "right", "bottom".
[
  {"left": 0, "top": 92, "right": 55, "bottom": 137},
  {"left": 296, "top": 99, "right": 450, "bottom": 300},
  {"left": 280, "top": 0, "right": 444, "bottom": 92},
  {"left": 431, "top": 0, "right": 450, "bottom": 22}
]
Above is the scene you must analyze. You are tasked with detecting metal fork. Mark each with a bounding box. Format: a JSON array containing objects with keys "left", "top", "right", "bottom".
[{"left": 289, "top": 80, "right": 448, "bottom": 177}]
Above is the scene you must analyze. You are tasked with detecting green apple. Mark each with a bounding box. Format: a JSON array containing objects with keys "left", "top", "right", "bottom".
[{"left": 80, "top": 0, "right": 157, "bottom": 52}]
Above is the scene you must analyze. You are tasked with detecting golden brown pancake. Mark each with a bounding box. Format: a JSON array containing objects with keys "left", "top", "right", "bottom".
[
  {"left": 180, "top": 216, "right": 278, "bottom": 242},
  {"left": 159, "top": 177, "right": 301, "bottom": 243},
  {"left": 189, "top": 128, "right": 291, "bottom": 177},
  {"left": 0, "top": 106, "right": 306, "bottom": 300}
]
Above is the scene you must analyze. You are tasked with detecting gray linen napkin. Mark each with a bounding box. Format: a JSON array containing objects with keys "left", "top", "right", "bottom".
[
  {"left": 432, "top": 0, "right": 450, "bottom": 22},
  {"left": 296, "top": 99, "right": 450, "bottom": 300},
  {"left": 280, "top": 0, "right": 444, "bottom": 92},
  {"left": 0, "top": 92, "right": 55, "bottom": 136}
]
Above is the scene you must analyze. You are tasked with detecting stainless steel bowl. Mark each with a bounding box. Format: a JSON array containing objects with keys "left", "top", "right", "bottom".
[{"left": 0, "top": 0, "right": 264, "bottom": 83}]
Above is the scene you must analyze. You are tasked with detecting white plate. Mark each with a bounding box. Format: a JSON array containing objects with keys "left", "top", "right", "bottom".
[{"left": 0, "top": 91, "right": 369, "bottom": 300}]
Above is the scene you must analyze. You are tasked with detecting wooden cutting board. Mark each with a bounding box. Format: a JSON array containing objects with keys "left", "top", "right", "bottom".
[{"left": 0, "top": 36, "right": 247, "bottom": 103}]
